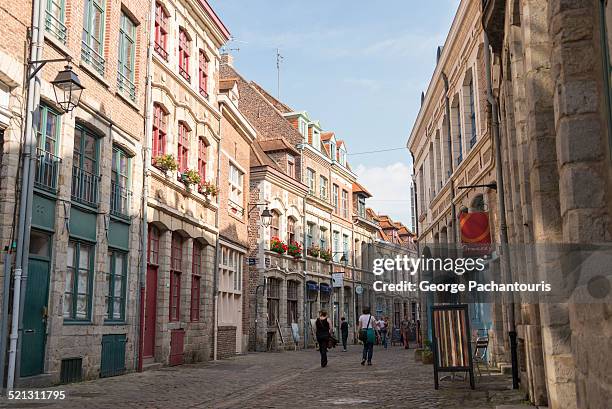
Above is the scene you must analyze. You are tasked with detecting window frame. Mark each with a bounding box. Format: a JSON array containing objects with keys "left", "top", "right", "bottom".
[
  {"left": 147, "top": 224, "right": 160, "bottom": 265},
  {"left": 178, "top": 28, "right": 191, "bottom": 81},
  {"left": 45, "top": 0, "right": 67, "bottom": 44},
  {"left": 64, "top": 240, "right": 95, "bottom": 322},
  {"left": 341, "top": 189, "right": 349, "bottom": 218},
  {"left": 306, "top": 168, "right": 316, "bottom": 195},
  {"left": 287, "top": 155, "right": 295, "bottom": 178},
  {"left": 118, "top": 12, "right": 137, "bottom": 101},
  {"left": 82, "top": 0, "right": 106, "bottom": 75},
  {"left": 287, "top": 217, "right": 296, "bottom": 244},
  {"left": 287, "top": 280, "right": 298, "bottom": 325},
  {"left": 106, "top": 249, "right": 127, "bottom": 322},
  {"left": 267, "top": 278, "right": 280, "bottom": 326},
  {"left": 319, "top": 176, "right": 328, "bottom": 200},
  {"left": 270, "top": 210, "right": 280, "bottom": 239},
  {"left": 190, "top": 275, "right": 201, "bottom": 322},
  {"left": 198, "top": 137, "right": 207, "bottom": 181},
  {"left": 198, "top": 49, "right": 209, "bottom": 98},
  {"left": 154, "top": 2, "right": 169, "bottom": 60},
  {"left": 332, "top": 184, "right": 339, "bottom": 213},
  {"left": 152, "top": 103, "right": 167, "bottom": 159},
  {"left": 177, "top": 121, "right": 190, "bottom": 173},
  {"left": 169, "top": 233, "right": 183, "bottom": 322}
]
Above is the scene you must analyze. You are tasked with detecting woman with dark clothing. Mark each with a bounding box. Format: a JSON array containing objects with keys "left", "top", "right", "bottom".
[{"left": 315, "top": 310, "right": 332, "bottom": 367}]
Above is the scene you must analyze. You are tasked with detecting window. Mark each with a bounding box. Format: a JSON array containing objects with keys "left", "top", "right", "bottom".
[
  {"left": 106, "top": 250, "right": 127, "bottom": 321},
  {"left": 298, "top": 118, "right": 308, "bottom": 138},
  {"left": 220, "top": 246, "right": 243, "bottom": 293},
  {"left": 320, "top": 286, "right": 330, "bottom": 311},
  {"left": 267, "top": 278, "right": 280, "bottom": 326},
  {"left": 199, "top": 49, "right": 209, "bottom": 98},
  {"left": 306, "top": 223, "right": 314, "bottom": 249},
  {"left": 152, "top": 103, "right": 167, "bottom": 159},
  {"left": 147, "top": 224, "right": 160, "bottom": 265},
  {"left": 319, "top": 227, "right": 327, "bottom": 250},
  {"left": 178, "top": 28, "right": 191, "bottom": 81},
  {"left": 177, "top": 121, "right": 190, "bottom": 172},
  {"left": 332, "top": 184, "right": 339, "bottom": 213},
  {"left": 358, "top": 196, "right": 366, "bottom": 218},
  {"left": 306, "top": 168, "right": 315, "bottom": 195},
  {"left": 342, "top": 234, "right": 350, "bottom": 263},
  {"left": 170, "top": 233, "right": 183, "bottom": 322},
  {"left": 111, "top": 146, "right": 130, "bottom": 217},
  {"left": 468, "top": 78, "right": 477, "bottom": 148},
  {"left": 333, "top": 231, "right": 340, "bottom": 262},
  {"left": 72, "top": 125, "right": 100, "bottom": 207},
  {"left": 270, "top": 210, "right": 280, "bottom": 238},
  {"left": 45, "top": 0, "right": 67, "bottom": 43},
  {"left": 287, "top": 217, "right": 296, "bottom": 244},
  {"left": 82, "top": 0, "right": 106, "bottom": 76},
  {"left": 198, "top": 137, "right": 207, "bottom": 181},
  {"left": 319, "top": 176, "right": 328, "bottom": 200},
  {"left": 64, "top": 240, "right": 94, "bottom": 320},
  {"left": 287, "top": 155, "right": 295, "bottom": 178},
  {"left": 154, "top": 2, "right": 169, "bottom": 60},
  {"left": 118, "top": 12, "right": 136, "bottom": 101},
  {"left": 229, "top": 164, "right": 244, "bottom": 216},
  {"left": 287, "top": 281, "right": 298, "bottom": 324},
  {"left": 191, "top": 241, "right": 202, "bottom": 321},
  {"left": 339, "top": 148, "right": 346, "bottom": 166},
  {"left": 312, "top": 129, "right": 320, "bottom": 150},
  {"left": 330, "top": 142, "right": 336, "bottom": 161},
  {"left": 190, "top": 275, "right": 201, "bottom": 321},
  {"left": 341, "top": 189, "right": 349, "bottom": 218},
  {"left": 34, "top": 104, "right": 61, "bottom": 192}
]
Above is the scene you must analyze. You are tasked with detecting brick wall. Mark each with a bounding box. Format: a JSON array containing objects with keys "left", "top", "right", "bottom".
[{"left": 217, "top": 326, "right": 237, "bottom": 359}]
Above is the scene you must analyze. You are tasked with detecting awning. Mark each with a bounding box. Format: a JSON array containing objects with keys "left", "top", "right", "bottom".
[
  {"left": 320, "top": 283, "right": 331, "bottom": 293},
  {"left": 307, "top": 282, "right": 319, "bottom": 291}
]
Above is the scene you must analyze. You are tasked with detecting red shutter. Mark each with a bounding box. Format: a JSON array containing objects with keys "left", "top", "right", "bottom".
[
  {"left": 177, "top": 122, "right": 189, "bottom": 172},
  {"left": 198, "top": 137, "right": 207, "bottom": 180}
]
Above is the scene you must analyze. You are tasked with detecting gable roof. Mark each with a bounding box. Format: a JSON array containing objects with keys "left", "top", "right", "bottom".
[
  {"left": 352, "top": 181, "right": 372, "bottom": 198},
  {"left": 258, "top": 138, "right": 300, "bottom": 156}
]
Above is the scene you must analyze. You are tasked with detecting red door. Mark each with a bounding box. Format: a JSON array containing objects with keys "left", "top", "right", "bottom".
[{"left": 144, "top": 265, "right": 157, "bottom": 358}]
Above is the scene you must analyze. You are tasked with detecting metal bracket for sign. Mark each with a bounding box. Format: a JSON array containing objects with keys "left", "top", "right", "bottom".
[{"left": 431, "top": 304, "right": 475, "bottom": 390}]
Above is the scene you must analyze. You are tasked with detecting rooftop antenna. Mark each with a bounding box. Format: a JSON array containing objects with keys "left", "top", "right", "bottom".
[{"left": 276, "top": 48, "right": 283, "bottom": 100}]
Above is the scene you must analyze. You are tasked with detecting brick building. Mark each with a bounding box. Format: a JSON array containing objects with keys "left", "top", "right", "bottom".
[
  {"left": 143, "top": 0, "right": 229, "bottom": 368},
  {"left": 0, "top": 0, "right": 149, "bottom": 385}
]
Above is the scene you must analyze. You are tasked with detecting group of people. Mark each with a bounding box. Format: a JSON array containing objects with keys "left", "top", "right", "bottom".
[{"left": 314, "top": 308, "right": 417, "bottom": 368}]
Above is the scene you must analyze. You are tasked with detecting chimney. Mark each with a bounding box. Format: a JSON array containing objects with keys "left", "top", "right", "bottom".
[{"left": 221, "top": 53, "right": 234, "bottom": 67}]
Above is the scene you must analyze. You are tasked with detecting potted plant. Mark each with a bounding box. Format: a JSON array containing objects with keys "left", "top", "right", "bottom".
[
  {"left": 287, "top": 241, "right": 302, "bottom": 258},
  {"left": 307, "top": 245, "right": 320, "bottom": 258},
  {"left": 152, "top": 154, "right": 178, "bottom": 173},
  {"left": 198, "top": 181, "right": 218, "bottom": 197},
  {"left": 422, "top": 340, "right": 434, "bottom": 364},
  {"left": 270, "top": 237, "right": 287, "bottom": 255},
  {"left": 320, "top": 248, "right": 332, "bottom": 262},
  {"left": 181, "top": 169, "right": 201, "bottom": 186}
]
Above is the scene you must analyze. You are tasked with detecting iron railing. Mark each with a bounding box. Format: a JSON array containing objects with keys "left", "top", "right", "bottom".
[
  {"left": 71, "top": 166, "right": 100, "bottom": 207},
  {"left": 34, "top": 148, "right": 61, "bottom": 193},
  {"left": 45, "top": 10, "right": 67, "bottom": 44},
  {"left": 117, "top": 70, "right": 136, "bottom": 101},
  {"left": 179, "top": 66, "right": 191, "bottom": 82},
  {"left": 110, "top": 181, "right": 131, "bottom": 218},
  {"left": 154, "top": 42, "right": 169, "bottom": 61},
  {"left": 81, "top": 41, "right": 106, "bottom": 76}
]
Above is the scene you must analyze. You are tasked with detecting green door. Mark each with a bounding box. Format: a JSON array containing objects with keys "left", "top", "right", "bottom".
[{"left": 20, "top": 258, "right": 50, "bottom": 377}]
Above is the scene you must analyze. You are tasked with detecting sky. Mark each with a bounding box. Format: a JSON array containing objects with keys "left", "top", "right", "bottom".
[{"left": 208, "top": 0, "right": 460, "bottom": 228}]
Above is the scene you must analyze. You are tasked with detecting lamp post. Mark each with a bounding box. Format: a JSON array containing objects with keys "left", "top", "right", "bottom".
[{"left": 6, "top": 8, "right": 85, "bottom": 390}]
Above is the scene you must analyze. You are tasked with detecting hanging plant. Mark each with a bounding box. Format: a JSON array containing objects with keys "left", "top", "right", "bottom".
[
  {"left": 152, "top": 154, "right": 178, "bottom": 172},
  {"left": 198, "top": 180, "right": 218, "bottom": 197},
  {"left": 307, "top": 245, "right": 320, "bottom": 258},
  {"left": 287, "top": 241, "right": 302, "bottom": 258},
  {"left": 181, "top": 169, "right": 201, "bottom": 185},
  {"left": 320, "top": 248, "right": 332, "bottom": 262},
  {"left": 270, "top": 237, "right": 287, "bottom": 255}
]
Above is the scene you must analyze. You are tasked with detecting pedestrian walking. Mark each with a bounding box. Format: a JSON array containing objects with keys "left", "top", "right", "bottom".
[
  {"left": 340, "top": 316, "right": 349, "bottom": 352},
  {"left": 358, "top": 307, "right": 376, "bottom": 366},
  {"left": 379, "top": 316, "right": 389, "bottom": 349},
  {"left": 315, "top": 310, "right": 332, "bottom": 367},
  {"left": 401, "top": 316, "right": 411, "bottom": 349}
]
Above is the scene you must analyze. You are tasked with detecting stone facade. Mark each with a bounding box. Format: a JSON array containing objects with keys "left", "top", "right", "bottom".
[
  {"left": 482, "top": 0, "right": 612, "bottom": 408},
  {"left": 144, "top": 0, "right": 229, "bottom": 368}
]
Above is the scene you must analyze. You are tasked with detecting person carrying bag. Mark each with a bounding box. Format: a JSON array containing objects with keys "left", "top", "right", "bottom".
[{"left": 358, "top": 307, "right": 376, "bottom": 365}]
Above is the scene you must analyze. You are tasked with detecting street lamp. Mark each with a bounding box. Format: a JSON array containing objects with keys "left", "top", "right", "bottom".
[
  {"left": 51, "top": 64, "right": 84, "bottom": 113},
  {"left": 260, "top": 206, "right": 273, "bottom": 228}
]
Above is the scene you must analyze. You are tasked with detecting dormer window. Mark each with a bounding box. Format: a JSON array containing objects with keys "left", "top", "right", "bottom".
[
  {"left": 339, "top": 148, "right": 346, "bottom": 166},
  {"left": 287, "top": 155, "right": 295, "bottom": 178},
  {"left": 330, "top": 142, "right": 336, "bottom": 161},
  {"left": 312, "top": 129, "right": 320, "bottom": 150},
  {"left": 298, "top": 118, "right": 308, "bottom": 139}
]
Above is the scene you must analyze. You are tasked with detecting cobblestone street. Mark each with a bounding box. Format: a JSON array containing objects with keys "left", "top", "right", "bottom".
[{"left": 1, "top": 345, "right": 534, "bottom": 409}]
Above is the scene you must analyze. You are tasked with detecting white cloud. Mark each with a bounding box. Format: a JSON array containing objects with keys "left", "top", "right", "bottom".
[
  {"left": 354, "top": 162, "right": 413, "bottom": 227},
  {"left": 342, "top": 78, "right": 382, "bottom": 92}
]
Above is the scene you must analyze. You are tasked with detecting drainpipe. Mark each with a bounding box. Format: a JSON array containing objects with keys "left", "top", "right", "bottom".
[
  {"left": 0, "top": 251, "right": 11, "bottom": 391},
  {"left": 442, "top": 73, "right": 458, "bottom": 244},
  {"left": 8, "top": 0, "right": 44, "bottom": 390},
  {"left": 483, "top": 32, "right": 519, "bottom": 389},
  {"left": 136, "top": 0, "right": 156, "bottom": 373},
  {"left": 212, "top": 105, "right": 223, "bottom": 361},
  {"left": 410, "top": 153, "right": 423, "bottom": 347},
  {"left": 297, "top": 143, "right": 308, "bottom": 349}
]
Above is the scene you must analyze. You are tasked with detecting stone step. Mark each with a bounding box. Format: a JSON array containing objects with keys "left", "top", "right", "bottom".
[{"left": 142, "top": 358, "right": 163, "bottom": 372}]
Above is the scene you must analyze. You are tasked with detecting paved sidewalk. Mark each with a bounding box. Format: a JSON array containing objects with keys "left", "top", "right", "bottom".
[{"left": 1, "top": 345, "right": 534, "bottom": 408}]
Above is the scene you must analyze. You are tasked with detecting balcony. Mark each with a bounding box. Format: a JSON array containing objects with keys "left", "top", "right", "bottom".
[
  {"left": 110, "top": 181, "right": 131, "bottom": 218},
  {"left": 117, "top": 71, "right": 136, "bottom": 101},
  {"left": 199, "top": 87, "right": 209, "bottom": 99},
  {"left": 34, "top": 148, "right": 61, "bottom": 193},
  {"left": 81, "top": 41, "right": 106, "bottom": 76},
  {"left": 179, "top": 66, "right": 191, "bottom": 82},
  {"left": 45, "top": 10, "right": 67, "bottom": 44},
  {"left": 72, "top": 166, "right": 100, "bottom": 207},
  {"left": 154, "top": 42, "right": 169, "bottom": 61}
]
